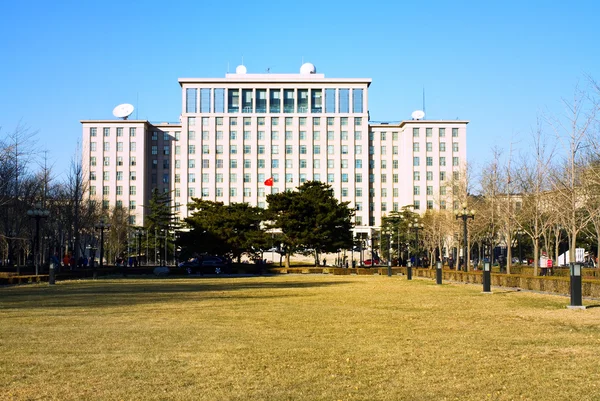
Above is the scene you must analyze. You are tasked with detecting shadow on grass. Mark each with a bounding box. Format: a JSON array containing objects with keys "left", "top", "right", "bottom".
[{"left": 0, "top": 278, "right": 353, "bottom": 310}]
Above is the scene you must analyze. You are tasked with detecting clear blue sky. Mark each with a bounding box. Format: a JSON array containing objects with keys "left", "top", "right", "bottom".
[{"left": 1, "top": 0, "right": 599, "bottom": 179}]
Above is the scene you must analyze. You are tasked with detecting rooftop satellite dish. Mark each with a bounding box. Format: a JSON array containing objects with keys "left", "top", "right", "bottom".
[
  {"left": 113, "top": 103, "right": 134, "bottom": 120},
  {"left": 235, "top": 65, "right": 247, "bottom": 74},
  {"left": 300, "top": 62, "right": 316, "bottom": 74},
  {"left": 411, "top": 110, "right": 425, "bottom": 120}
]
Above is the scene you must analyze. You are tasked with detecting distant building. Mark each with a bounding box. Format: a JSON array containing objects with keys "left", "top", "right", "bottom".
[{"left": 81, "top": 63, "right": 468, "bottom": 232}]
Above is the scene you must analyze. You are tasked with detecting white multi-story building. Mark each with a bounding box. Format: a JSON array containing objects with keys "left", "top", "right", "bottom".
[{"left": 81, "top": 63, "right": 468, "bottom": 232}]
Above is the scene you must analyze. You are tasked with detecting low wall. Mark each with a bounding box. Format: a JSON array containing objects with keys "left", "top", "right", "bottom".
[{"left": 269, "top": 267, "right": 600, "bottom": 298}]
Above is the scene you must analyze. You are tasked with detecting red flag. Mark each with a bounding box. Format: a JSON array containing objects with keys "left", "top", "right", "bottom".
[{"left": 264, "top": 177, "right": 274, "bottom": 186}]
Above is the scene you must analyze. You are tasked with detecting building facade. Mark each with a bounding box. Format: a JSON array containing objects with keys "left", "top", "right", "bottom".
[{"left": 81, "top": 63, "right": 468, "bottom": 232}]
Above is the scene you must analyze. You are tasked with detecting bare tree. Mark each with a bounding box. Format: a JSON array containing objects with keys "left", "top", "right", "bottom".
[{"left": 547, "top": 85, "right": 598, "bottom": 264}]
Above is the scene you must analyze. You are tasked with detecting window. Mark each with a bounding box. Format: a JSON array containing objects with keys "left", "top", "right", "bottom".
[
  {"left": 244, "top": 145, "right": 251, "bottom": 154},
  {"left": 272, "top": 145, "right": 279, "bottom": 154},
  {"left": 413, "top": 157, "right": 420, "bottom": 166},
  {"left": 285, "top": 159, "right": 293, "bottom": 168},
  {"left": 130, "top": 171, "right": 136, "bottom": 181},
  {"left": 338, "top": 89, "right": 349, "bottom": 113},
  {"left": 231, "top": 145, "right": 238, "bottom": 154},
  {"left": 355, "top": 159, "right": 362, "bottom": 168},
  {"left": 427, "top": 186, "right": 433, "bottom": 195},
  {"left": 313, "top": 145, "right": 320, "bottom": 154},
  {"left": 427, "top": 200, "right": 434, "bottom": 210},
  {"left": 355, "top": 145, "right": 362, "bottom": 154},
  {"left": 355, "top": 131, "right": 362, "bottom": 140},
  {"left": 439, "top": 128, "right": 446, "bottom": 137},
  {"left": 116, "top": 171, "right": 123, "bottom": 181},
  {"left": 453, "top": 142, "right": 459, "bottom": 152},
  {"left": 175, "top": 146, "right": 181, "bottom": 155},
  {"left": 440, "top": 157, "right": 446, "bottom": 166},
  {"left": 300, "top": 159, "right": 307, "bottom": 168},
  {"left": 103, "top": 128, "right": 110, "bottom": 137},
  {"left": 272, "top": 159, "right": 279, "bottom": 168},
  {"left": 244, "top": 159, "right": 251, "bottom": 168},
  {"left": 202, "top": 173, "right": 209, "bottom": 183},
  {"left": 103, "top": 142, "right": 110, "bottom": 151},
  {"left": 355, "top": 173, "right": 362, "bottom": 183},
  {"left": 426, "top": 142, "right": 432, "bottom": 152},
  {"left": 342, "top": 173, "right": 348, "bottom": 182},
  {"left": 440, "top": 171, "right": 446, "bottom": 181},
  {"left": 327, "top": 173, "right": 334, "bottom": 183},
  {"left": 426, "top": 128, "right": 432, "bottom": 137},
  {"left": 440, "top": 186, "right": 446, "bottom": 195},
  {"left": 413, "top": 143, "right": 420, "bottom": 152},
  {"left": 202, "top": 145, "right": 209, "bottom": 154},
  {"left": 186, "top": 88, "right": 197, "bottom": 113},
  {"left": 230, "top": 131, "right": 237, "bottom": 140},
  {"left": 427, "top": 171, "right": 433, "bottom": 181},
  {"left": 325, "top": 89, "right": 336, "bottom": 113},
  {"left": 283, "top": 89, "right": 294, "bottom": 113},
  {"left": 188, "top": 145, "right": 195, "bottom": 154},
  {"left": 286, "top": 131, "right": 293, "bottom": 140},
  {"left": 189, "top": 159, "right": 196, "bottom": 168},
  {"left": 426, "top": 157, "right": 433, "bottom": 166},
  {"left": 453, "top": 157, "right": 459, "bottom": 166},
  {"left": 313, "top": 117, "right": 321, "bottom": 126},
  {"left": 413, "top": 128, "right": 419, "bottom": 137},
  {"left": 452, "top": 128, "right": 458, "bottom": 137},
  {"left": 103, "top": 156, "right": 110, "bottom": 166},
  {"left": 129, "top": 127, "right": 136, "bottom": 137},
  {"left": 352, "top": 89, "right": 363, "bottom": 113},
  {"left": 90, "top": 127, "right": 97, "bottom": 137},
  {"left": 440, "top": 142, "right": 446, "bottom": 152},
  {"left": 414, "top": 200, "right": 420, "bottom": 210},
  {"left": 103, "top": 186, "right": 109, "bottom": 195},
  {"left": 270, "top": 90, "right": 281, "bottom": 113},
  {"left": 163, "top": 145, "right": 170, "bottom": 155}
]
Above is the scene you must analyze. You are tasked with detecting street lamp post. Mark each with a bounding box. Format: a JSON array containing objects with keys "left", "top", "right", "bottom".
[
  {"left": 136, "top": 228, "right": 143, "bottom": 266},
  {"left": 94, "top": 219, "right": 110, "bottom": 277},
  {"left": 408, "top": 218, "right": 424, "bottom": 268},
  {"left": 27, "top": 202, "right": 50, "bottom": 276},
  {"left": 386, "top": 230, "right": 392, "bottom": 277},
  {"left": 454, "top": 203, "right": 475, "bottom": 272},
  {"left": 86, "top": 244, "right": 97, "bottom": 279}
]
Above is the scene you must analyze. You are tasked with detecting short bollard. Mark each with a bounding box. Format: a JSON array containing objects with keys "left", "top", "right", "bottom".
[
  {"left": 407, "top": 261, "right": 413, "bottom": 281},
  {"left": 568, "top": 263, "right": 584, "bottom": 309},
  {"left": 483, "top": 261, "right": 491, "bottom": 293},
  {"left": 49, "top": 263, "right": 56, "bottom": 285},
  {"left": 436, "top": 261, "right": 442, "bottom": 285}
]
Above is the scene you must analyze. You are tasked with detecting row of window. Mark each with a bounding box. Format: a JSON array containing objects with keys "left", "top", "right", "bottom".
[
  {"left": 90, "top": 127, "right": 137, "bottom": 137},
  {"left": 91, "top": 155, "right": 462, "bottom": 172},
  {"left": 414, "top": 156, "right": 461, "bottom": 167},
  {"left": 186, "top": 88, "right": 364, "bottom": 114},
  {"left": 412, "top": 127, "right": 459, "bottom": 138},
  {"left": 188, "top": 116, "right": 364, "bottom": 127},
  {"left": 413, "top": 142, "right": 460, "bottom": 152}
]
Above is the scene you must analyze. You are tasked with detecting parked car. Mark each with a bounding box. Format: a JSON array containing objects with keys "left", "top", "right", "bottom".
[
  {"left": 363, "top": 258, "right": 380, "bottom": 267},
  {"left": 179, "top": 259, "right": 201, "bottom": 274}
]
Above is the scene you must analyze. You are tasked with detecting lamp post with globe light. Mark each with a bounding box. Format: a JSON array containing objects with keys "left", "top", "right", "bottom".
[{"left": 455, "top": 203, "right": 475, "bottom": 271}]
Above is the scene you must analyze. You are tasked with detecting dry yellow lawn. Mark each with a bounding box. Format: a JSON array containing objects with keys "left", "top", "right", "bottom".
[{"left": 1, "top": 275, "right": 599, "bottom": 401}]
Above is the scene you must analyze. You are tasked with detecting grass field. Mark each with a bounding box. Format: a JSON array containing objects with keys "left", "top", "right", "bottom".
[{"left": 1, "top": 275, "right": 599, "bottom": 400}]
